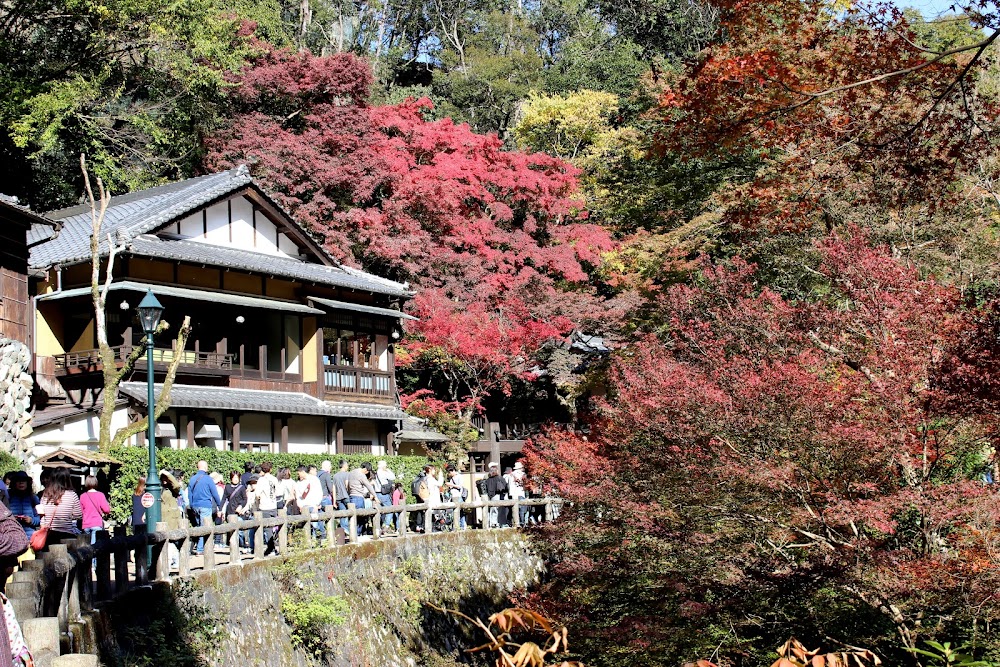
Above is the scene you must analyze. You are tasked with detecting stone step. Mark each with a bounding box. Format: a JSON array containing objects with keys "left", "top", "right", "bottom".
[
  {"left": 31, "top": 648, "right": 57, "bottom": 667},
  {"left": 22, "top": 616, "right": 59, "bottom": 655},
  {"left": 7, "top": 595, "right": 36, "bottom": 620},
  {"left": 52, "top": 655, "right": 99, "bottom": 667},
  {"left": 5, "top": 581, "right": 36, "bottom": 598}
]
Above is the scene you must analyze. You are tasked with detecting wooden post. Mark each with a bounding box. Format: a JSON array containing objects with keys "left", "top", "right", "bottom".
[
  {"left": 253, "top": 511, "right": 264, "bottom": 556},
  {"left": 96, "top": 530, "right": 111, "bottom": 601},
  {"left": 259, "top": 344, "right": 267, "bottom": 379},
  {"left": 186, "top": 415, "right": 196, "bottom": 449},
  {"left": 228, "top": 515, "right": 241, "bottom": 564},
  {"left": 280, "top": 418, "right": 289, "bottom": 454},
  {"left": 335, "top": 421, "right": 344, "bottom": 455},
  {"left": 134, "top": 536, "right": 148, "bottom": 586},
  {"left": 347, "top": 503, "right": 357, "bottom": 544},
  {"left": 113, "top": 526, "right": 128, "bottom": 595},
  {"left": 277, "top": 508, "right": 288, "bottom": 555},
  {"left": 232, "top": 415, "right": 241, "bottom": 452}
]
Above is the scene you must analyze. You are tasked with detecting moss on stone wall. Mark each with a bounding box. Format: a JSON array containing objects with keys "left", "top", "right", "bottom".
[{"left": 96, "top": 530, "right": 544, "bottom": 667}]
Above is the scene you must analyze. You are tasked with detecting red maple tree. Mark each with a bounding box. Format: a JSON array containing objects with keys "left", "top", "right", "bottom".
[
  {"left": 524, "top": 230, "right": 1000, "bottom": 664},
  {"left": 204, "top": 49, "right": 617, "bottom": 410}
]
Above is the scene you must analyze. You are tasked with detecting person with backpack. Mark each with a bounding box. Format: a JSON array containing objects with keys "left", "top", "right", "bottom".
[
  {"left": 332, "top": 460, "right": 351, "bottom": 534},
  {"left": 445, "top": 467, "right": 467, "bottom": 530},
  {"left": 411, "top": 466, "right": 428, "bottom": 532},
  {"left": 256, "top": 462, "right": 279, "bottom": 555},
  {"left": 374, "top": 461, "right": 396, "bottom": 530},
  {"left": 187, "top": 461, "right": 222, "bottom": 555}
]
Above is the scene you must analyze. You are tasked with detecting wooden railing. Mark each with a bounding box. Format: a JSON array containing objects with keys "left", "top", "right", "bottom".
[
  {"left": 323, "top": 365, "right": 393, "bottom": 398},
  {"left": 53, "top": 345, "right": 234, "bottom": 373},
  {"left": 13, "top": 497, "right": 562, "bottom": 639}
]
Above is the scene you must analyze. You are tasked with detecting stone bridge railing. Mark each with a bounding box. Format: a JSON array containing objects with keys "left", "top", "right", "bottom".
[{"left": 8, "top": 497, "right": 563, "bottom": 653}]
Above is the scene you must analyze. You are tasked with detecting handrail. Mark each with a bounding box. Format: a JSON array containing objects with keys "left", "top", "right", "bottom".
[
  {"left": 322, "top": 365, "right": 393, "bottom": 397},
  {"left": 53, "top": 345, "right": 235, "bottom": 371},
  {"left": 19, "top": 497, "right": 563, "bottom": 636}
]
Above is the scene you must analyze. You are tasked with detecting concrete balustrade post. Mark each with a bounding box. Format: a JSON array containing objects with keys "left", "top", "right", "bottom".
[
  {"left": 253, "top": 512, "right": 264, "bottom": 557},
  {"left": 203, "top": 528, "right": 216, "bottom": 570},
  {"left": 154, "top": 522, "right": 171, "bottom": 582},
  {"left": 325, "top": 507, "right": 336, "bottom": 548},
  {"left": 512, "top": 498, "right": 521, "bottom": 528},
  {"left": 398, "top": 506, "right": 408, "bottom": 538},
  {"left": 347, "top": 503, "right": 357, "bottom": 544},
  {"left": 95, "top": 530, "right": 111, "bottom": 600},
  {"left": 277, "top": 509, "right": 288, "bottom": 554},
  {"left": 178, "top": 534, "right": 191, "bottom": 577},
  {"left": 424, "top": 505, "right": 433, "bottom": 534},
  {"left": 544, "top": 499, "right": 554, "bottom": 523},
  {"left": 134, "top": 534, "right": 148, "bottom": 585},
  {"left": 228, "top": 516, "right": 241, "bottom": 564},
  {"left": 371, "top": 507, "right": 381, "bottom": 540}
]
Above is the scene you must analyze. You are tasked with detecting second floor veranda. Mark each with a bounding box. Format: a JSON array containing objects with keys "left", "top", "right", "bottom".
[{"left": 35, "top": 281, "right": 402, "bottom": 404}]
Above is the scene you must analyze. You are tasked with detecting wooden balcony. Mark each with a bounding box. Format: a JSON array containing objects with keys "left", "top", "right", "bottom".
[
  {"left": 323, "top": 365, "right": 394, "bottom": 403},
  {"left": 54, "top": 345, "right": 234, "bottom": 376}
]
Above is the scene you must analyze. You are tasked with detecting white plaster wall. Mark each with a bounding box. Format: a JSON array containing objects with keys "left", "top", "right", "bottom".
[
  {"left": 278, "top": 234, "right": 298, "bottom": 256},
  {"left": 30, "top": 407, "right": 131, "bottom": 448},
  {"left": 204, "top": 202, "right": 229, "bottom": 244},
  {"left": 238, "top": 413, "right": 272, "bottom": 444},
  {"left": 254, "top": 210, "right": 279, "bottom": 254},
  {"left": 230, "top": 196, "right": 255, "bottom": 251},
  {"left": 179, "top": 212, "right": 202, "bottom": 238},
  {"left": 376, "top": 335, "right": 389, "bottom": 371},
  {"left": 286, "top": 416, "right": 327, "bottom": 454}
]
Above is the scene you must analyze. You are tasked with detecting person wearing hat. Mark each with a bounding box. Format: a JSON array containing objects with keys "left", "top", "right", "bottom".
[
  {"left": 6, "top": 471, "right": 38, "bottom": 540},
  {"left": 510, "top": 461, "right": 528, "bottom": 526}
]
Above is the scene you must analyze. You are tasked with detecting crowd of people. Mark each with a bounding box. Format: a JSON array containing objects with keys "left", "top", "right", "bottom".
[{"left": 144, "top": 457, "right": 543, "bottom": 551}]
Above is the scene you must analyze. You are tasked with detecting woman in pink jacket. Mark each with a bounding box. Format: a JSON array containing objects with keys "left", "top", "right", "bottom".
[{"left": 80, "top": 475, "right": 111, "bottom": 545}]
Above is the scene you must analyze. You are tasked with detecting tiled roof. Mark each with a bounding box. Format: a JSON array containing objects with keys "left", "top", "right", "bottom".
[
  {"left": 123, "top": 235, "right": 411, "bottom": 297},
  {"left": 397, "top": 415, "right": 449, "bottom": 442},
  {"left": 118, "top": 383, "right": 408, "bottom": 421},
  {"left": 31, "top": 168, "right": 254, "bottom": 268},
  {"left": 308, "top": 295, "right": 417, "bottom": 320},
  {"left": 28, "top": 167, "right": 412, "bottom": 298}
]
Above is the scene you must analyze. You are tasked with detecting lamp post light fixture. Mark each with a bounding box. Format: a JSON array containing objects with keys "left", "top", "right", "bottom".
[{"left": 137, "top": 289, "right": 164, "bottom": 539}]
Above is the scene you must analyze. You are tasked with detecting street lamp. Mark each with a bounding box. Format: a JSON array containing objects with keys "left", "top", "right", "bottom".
[{"left": 138, "top": 289, "right": 164, "bottom": 539}]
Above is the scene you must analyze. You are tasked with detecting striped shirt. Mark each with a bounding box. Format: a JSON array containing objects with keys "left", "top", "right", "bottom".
[{"left": 39, "top": 490, "right": 83, "bottom": 535}]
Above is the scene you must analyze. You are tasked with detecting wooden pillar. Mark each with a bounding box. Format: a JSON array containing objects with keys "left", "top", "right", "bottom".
[
  {"left": 186, "top": 414, "right": 196, "bottom": 449},
  {"left": 386, "top": 430, "right": 396, "bottom": 456},
  {"left": 279, "top": 417, "right": 289, "bottom": 454},
  {"left": 316, "top": 326, "right": 325, "bottom": 398},
  {"left": 335, "top": 421, "right": 344, "bottom": 455},
  {"left": 232, "top": 415, "right": 241, "bottom": 452},
  {"left": 489, "top": 421, "right": 501, "bottom": 466}
]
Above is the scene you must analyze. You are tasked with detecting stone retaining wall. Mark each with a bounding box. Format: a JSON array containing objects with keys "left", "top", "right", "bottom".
[
  {"left": 96, "top": 529, "right": 545, "bottom": 666},
  {"left": 0, "top": 338, "right": 32, "bottom": 455}
]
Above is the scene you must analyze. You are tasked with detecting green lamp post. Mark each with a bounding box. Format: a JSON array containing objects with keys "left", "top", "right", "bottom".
[{"left": 137, "top": 289, "right": 164, "bottom": 537}]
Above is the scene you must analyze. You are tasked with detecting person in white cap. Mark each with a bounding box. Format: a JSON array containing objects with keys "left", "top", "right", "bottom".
[{"left": 510, "top": 461, "right": 528, "bottom": 526}]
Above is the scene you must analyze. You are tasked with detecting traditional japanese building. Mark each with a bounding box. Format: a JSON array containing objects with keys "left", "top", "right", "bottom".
[{"left": 27, "top": 166, "right": 421, "bottom": 455}]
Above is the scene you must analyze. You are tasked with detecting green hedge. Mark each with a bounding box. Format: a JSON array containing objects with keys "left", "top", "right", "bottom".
[
  {"left": 0, "top": 452, "right": 24, "bottom": 479},
  {"left": 107, "top": 447, "right": 436, "bottom": 524}
]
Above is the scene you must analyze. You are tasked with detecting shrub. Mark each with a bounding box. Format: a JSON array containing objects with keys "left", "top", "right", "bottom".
[
  {"left": 106, "top": 447, "right": 435, "bottom": 524},
  {"left": 0, "top": 451, "right": 24, "bottom": 478},
  {"left": 280, "top": 591, "right": 349, "bottom": 659}
]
